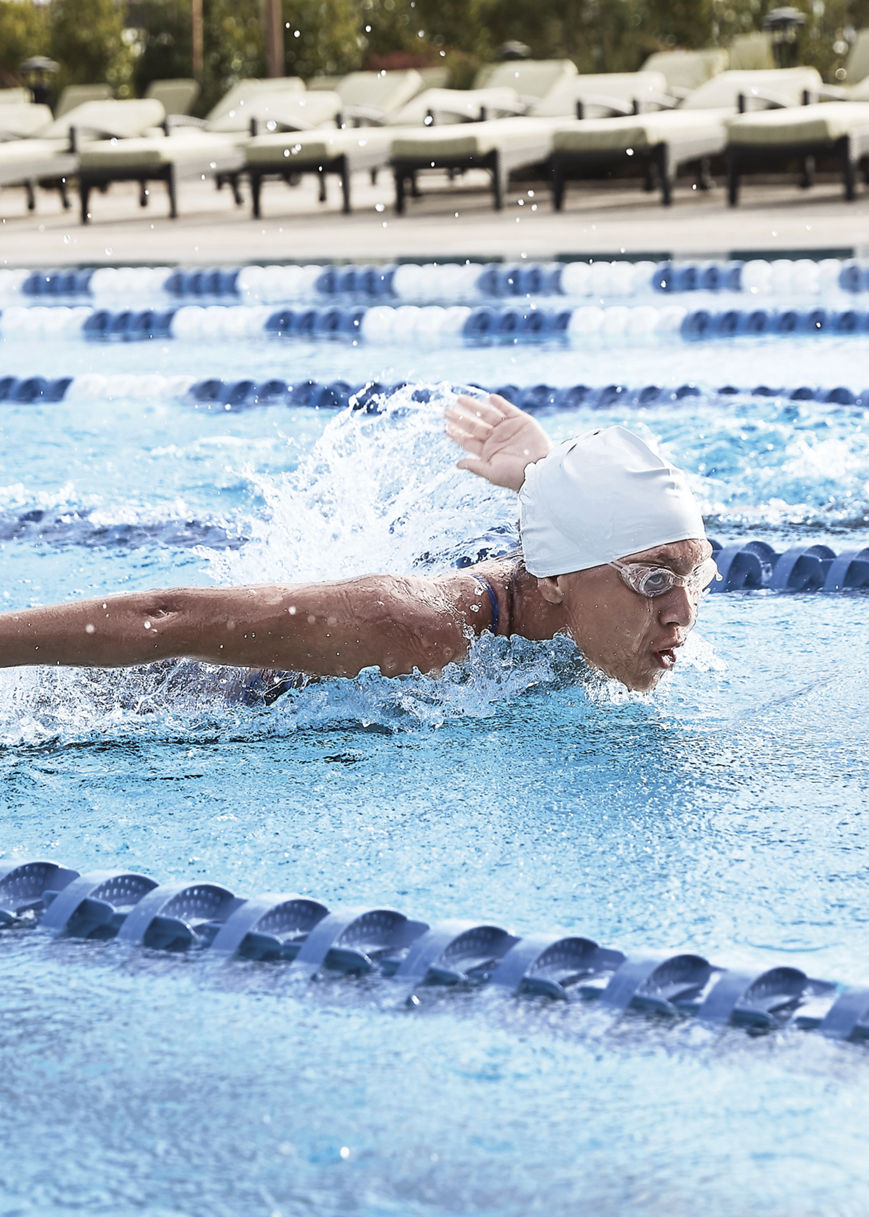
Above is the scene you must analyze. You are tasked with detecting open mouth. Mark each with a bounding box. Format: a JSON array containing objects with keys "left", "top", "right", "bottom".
[{"left": 655, "top": 647, "right": 677, "bottom": 670}]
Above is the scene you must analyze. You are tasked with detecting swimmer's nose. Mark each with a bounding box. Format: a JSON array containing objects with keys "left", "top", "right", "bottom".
[{"left": 658, "top": 584, "right": 695, "bottom": 629}]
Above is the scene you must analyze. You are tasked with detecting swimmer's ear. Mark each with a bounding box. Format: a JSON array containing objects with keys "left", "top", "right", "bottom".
[{"left": 536, "top": 576, "right": 564, "bottom": 605}]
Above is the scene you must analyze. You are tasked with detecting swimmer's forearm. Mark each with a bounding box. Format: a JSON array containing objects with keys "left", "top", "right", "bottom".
[
  {"left": 0, "top": 580, "right": 468, "bottom": 676},
  {"left": 0, "top": 590, "right": 216, "bottom": 669}
]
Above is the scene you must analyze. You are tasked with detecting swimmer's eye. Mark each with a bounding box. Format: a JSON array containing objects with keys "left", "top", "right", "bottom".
[
  {"left": 610, "top": 558, "right": 721, "bottom": 599},
  {"left": 636, "top": 567, "right": 673, "bottom": 596}
]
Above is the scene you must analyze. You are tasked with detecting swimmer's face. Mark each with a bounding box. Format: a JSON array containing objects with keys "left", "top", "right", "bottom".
[{"left": 541, "top": 538, "right": 713, "bottom": 692}]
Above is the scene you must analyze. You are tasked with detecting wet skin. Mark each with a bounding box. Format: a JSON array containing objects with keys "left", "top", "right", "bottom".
[
  {"left": 531, "top": 538, "right": 713, "bottom": 692},
  {"left": 0, "top": 539, "right": 711, "bottom": 695}
]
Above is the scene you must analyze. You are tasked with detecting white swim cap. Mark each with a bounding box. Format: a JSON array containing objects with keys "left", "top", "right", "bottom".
[{"left": 518, "top": 425, "right": 706, "bottom": 577}]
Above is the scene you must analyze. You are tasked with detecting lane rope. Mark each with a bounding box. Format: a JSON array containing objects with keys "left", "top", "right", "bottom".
[
  {"left": 1, "top": 374, "right": 866, "bottom": 410},
  {"left": 1, "top": 859, "right": 866, "bottom": 1042},
  {"left": 3, "top": 258, "right": 869, "bottom": 304}
]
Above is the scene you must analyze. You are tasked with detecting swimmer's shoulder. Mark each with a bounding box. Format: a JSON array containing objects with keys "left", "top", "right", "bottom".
[{"left": 441, "top": 558, "right": 522, "bottom": 638}]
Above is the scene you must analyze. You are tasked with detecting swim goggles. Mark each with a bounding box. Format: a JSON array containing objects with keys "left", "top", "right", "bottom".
[{"left": 609, "top": 556, "right": 721, "bottom": 598}]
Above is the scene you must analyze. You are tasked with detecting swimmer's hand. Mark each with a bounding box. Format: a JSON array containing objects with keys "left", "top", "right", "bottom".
[{"left": 445, "top": 394, "right": 552, "bottom": 493}]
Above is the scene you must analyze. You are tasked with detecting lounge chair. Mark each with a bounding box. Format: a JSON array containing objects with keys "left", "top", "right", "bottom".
[
  {"left": 245, "top": 61, "right": 585, "bottom": 216},
  {"left": 726, "top": 77, "right": 869, "bottom": 203},
  {"left": 0, "top": 102, "right": 53, "bottom": 140},
  {"left": 306, "top": 75, "right": 345, "bottom": 92},
  {"left": 726, "top": 33, "right": 775, "bottom": 72},
  {"left": 54, "top": 83, "right": 113, "bottom": 117},
  {"left": 75, "top": 77, "right": 306, "bottom": 222},
  {"left": 549, "top": 66, "right": 821, "bottom": 206},
  {"left": 145, "top": 78, "right": 200, "bottom": 118},
  {"left": 0, "top": 88, "right": 32, "bottom": 106},
  {"left": 468, "top": 58, "right": 578, "bottom": 101},
  {"left": 245, "top": 69, "right": 424, "bottom": 216},
  {"left": 639, "top": 48, "right": 729, "bottom": 97},
  {"left": 390, "top": 69, "right": 669, "bottom": 212},
  {"left": 321, "top": 68, "right": 424, "bottom": 124},
  {"left": 0, "top": 97, "right": 164, "bottom": 213},
  {"left": 371, "top": 59, "right": 582, "bottom": 150}
]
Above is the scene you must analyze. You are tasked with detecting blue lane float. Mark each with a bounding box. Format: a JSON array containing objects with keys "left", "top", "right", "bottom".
[
  {"left": 3, "top": 258, "right": 869, "bottom": 307},
  {"left": 1, "top": 858, "right": 867, "bottom": 1041},
  {"left": 680, "top": 306, "right": 869, "bottom": 341},
  {"left": 2, "top": 374, "right": 867, "bottom": 413},
  {"left": 709, "top": 540, "right": 869, "bottom": 592},
  {"left": 3, "top": 301, "right": 869, "bottom": 346}
]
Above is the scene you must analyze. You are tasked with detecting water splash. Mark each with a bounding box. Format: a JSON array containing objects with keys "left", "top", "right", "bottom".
[
  {"left": 207, "top": 383, "right": 518, "bottom": 584},
  {"left": 0, "top": 384, "right": 740, "bottom": 745}
]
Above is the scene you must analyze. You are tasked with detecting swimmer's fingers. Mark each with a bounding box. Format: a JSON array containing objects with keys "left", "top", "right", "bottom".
[
  {"left": 455, "top": 452, "right": 525, "bottom": 491},
  {"left": 455, "top": 456, "right": 490, "bottom": 480},
  {"left": 451, "top": 393, "right": 514, "bottom": 427},
  {"left": 449, "top": 433, "right": 486, "bottom": 461},
  {"left": 485, "top": 393, "right": 524, "bottom": 417},
  {"left": 445, "top": 410, "right": 492, "bottom": 454},
  {"left": 446, "top": 404, "right": 494, "bottom": 439},
  {"left": 446, "top": 392, "right": 519, "bottom": 445}
]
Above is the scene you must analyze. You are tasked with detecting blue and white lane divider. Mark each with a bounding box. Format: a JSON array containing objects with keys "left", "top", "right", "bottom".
[
  {"left": 3, "top": 259, "right": 869, "bottom": 305},
  {"left": 3, "top": 302, "right": 869, "bottom": 345},
  {"left": 708, "top": 540, "right": 869, "bottom": 592},
  {"left": 2, "top": 375, "right": 868, "bottom": 410},
  {"left": 1, "top": 858, "right": 868, "bottom": 1043}
]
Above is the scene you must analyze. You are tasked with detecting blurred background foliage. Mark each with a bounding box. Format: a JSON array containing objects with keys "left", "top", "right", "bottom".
[{"left": 2, "top": 0, "right": 869, "bottom": 108}]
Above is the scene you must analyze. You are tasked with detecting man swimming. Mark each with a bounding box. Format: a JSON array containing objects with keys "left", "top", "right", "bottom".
[{"left": 0, "top": 394, "right": 715, "bottom": 694}]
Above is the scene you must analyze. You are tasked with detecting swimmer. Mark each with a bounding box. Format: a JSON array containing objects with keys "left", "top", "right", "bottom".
[{"left": 0, "top": 394, "right": 716, "bottom": 694}]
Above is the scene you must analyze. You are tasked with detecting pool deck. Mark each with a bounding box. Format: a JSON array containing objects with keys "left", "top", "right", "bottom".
[{"left": 2, "top": 168, "right": 869, "bottom": 267}]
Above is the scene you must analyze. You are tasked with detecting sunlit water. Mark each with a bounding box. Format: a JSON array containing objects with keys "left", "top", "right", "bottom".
[{"left": 0, "top": 321, "right": 868, "bottom": 1216}]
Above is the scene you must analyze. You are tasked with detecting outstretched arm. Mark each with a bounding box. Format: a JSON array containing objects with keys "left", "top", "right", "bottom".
[
  {"left": 0, "top": 576, "right": 474, "bottom": 676},
  {"left": 445, "top": 393, "right": 552, "bottom": 492}
]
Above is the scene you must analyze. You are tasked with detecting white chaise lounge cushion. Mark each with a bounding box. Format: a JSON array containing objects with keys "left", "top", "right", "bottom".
[
  {"left": 390, "top": 116, "right": 557, "bottom": 160},
  {"left": 640, "top": 48, "right": 729, "bottom": 92},
  {"left": 243, "top": 90, "right": 343, "bottom": 132},
  {"left": 204, "top": 78, "right": 305, "bottom": 132},
  {"left": 0, "top": 137, "right": 77, "bottom": 185},
  {"left": 550, "top": 68, "right": 823, "bottom": 155},
  {"left": 78, "top": 130, "right": 244, "bottom": 173},
  {"left": 531, "top": 71, "right": 670, "bottom": 117},
  {"left": 727, "top": 100, "right": 869, "bottom": 146},
  {"left": 471, "top": 59, "right": 577, "bottom": 101},
  {"left": 42, "top": 98, "right": 166, "bottom": 141},
  {"left": 551, "top": 107, "right": 735, "bottom": 154},
  {"left": 332, "top": 69, "right": 424, "bottom": 119},
  {"left": 245, "top": 125, "right": 394, "bottom": 169},
  {"left": 678, "top": 66, "right": 821, "bottom": 110},
  {"left": 391, "top": 87, "right": 526, "bottom": 126},
  {"left": 0, "top": 103, "right": 54, "bottom": 139}
]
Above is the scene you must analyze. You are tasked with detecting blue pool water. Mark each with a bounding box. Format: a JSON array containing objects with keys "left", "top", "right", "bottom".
[{"left": 0, "top": 260, "right": 868, "bottom": 1216}]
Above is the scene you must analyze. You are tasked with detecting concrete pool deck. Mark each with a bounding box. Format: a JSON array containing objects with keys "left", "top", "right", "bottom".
[{"left": 2, "top": 168, "right": 869, "bottom": 267}]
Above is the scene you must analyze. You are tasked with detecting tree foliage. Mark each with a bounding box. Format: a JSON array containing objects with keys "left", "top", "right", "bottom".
[
  {"left": 131, "top": 0, "right": 264, "bottom": 114},
  {"left": 130, "top": 0, "right": 192, "bottom": 97},
  {"left": 0, "top": 2, "right": 50, "bottom": 88},
  {"left": 282, "top": 0, "right": 363, "bottom": 80},
  {"left": 199, "top": 0, "right": 265, "bottom": 111},
  {"left": 49, "top": 0, "right": 134, "bottom": 96}
]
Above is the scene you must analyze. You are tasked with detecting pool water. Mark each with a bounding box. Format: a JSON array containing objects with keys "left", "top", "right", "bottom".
[{"left": 0, "top": 262, "right": 868, "bottom": 1217}]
